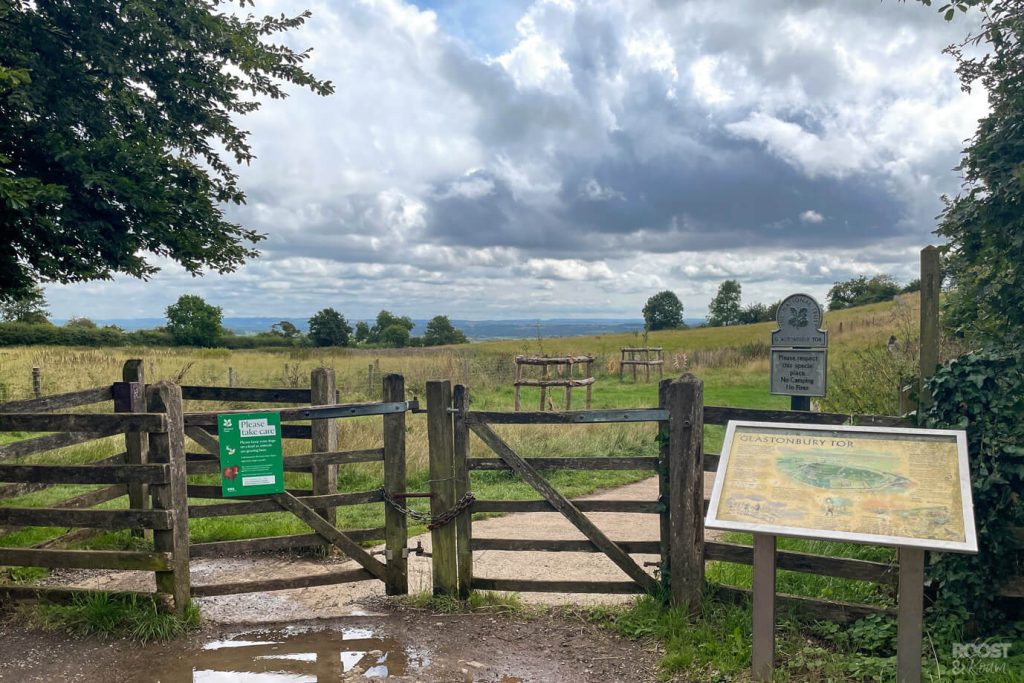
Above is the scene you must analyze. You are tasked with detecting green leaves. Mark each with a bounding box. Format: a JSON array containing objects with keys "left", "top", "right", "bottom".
[{"left": 0, "top": 1, "right": 332, "bottom": 300}]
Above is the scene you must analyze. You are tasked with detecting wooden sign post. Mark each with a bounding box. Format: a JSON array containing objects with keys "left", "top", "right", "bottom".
[{"left": 707, "top": 422, "right": 977, "bottom": 682}]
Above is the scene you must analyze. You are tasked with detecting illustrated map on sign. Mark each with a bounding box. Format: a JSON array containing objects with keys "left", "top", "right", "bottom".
[{"left": 707, "top": 423, "right": 976, "bottom": 552}]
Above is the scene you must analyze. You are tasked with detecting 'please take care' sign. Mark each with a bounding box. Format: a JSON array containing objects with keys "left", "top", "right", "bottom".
[{"left": 217, "top": 412, "right": 285, "bottom": 497}]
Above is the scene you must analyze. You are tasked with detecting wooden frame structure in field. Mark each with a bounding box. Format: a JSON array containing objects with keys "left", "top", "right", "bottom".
[
  {"left": 619, "top": 347, "right": 664, "bottom": 382},
  {"left": 513, "top": 355, "right": 594, "bottom": 411}
]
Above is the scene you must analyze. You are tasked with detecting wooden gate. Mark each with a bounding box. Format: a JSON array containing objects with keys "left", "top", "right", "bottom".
[
  {"left": 178, "top": 370, "right": 414, "bottom": 597},
  {"left": 424, "top": 377, "right": 706, "bottom": 608}
]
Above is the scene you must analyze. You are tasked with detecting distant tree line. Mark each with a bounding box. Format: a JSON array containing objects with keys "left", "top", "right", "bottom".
[{"left": 0, "top": 291, "right": 470, "bottom": 349}]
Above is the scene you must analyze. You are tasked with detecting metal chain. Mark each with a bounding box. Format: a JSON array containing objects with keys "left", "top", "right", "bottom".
[{"left": 381, "top": 488, "right": 475, "bottom": 531}]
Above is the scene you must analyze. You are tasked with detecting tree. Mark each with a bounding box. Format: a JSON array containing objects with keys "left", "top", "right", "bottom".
[
  {"left": 165, "top": 295, "right": 222, "bottom": 347},
  {"left": 65, "top": 316, "right": 97, "bottom": 329},
  {"left": 737, "top": 302, "right": 773, "bottom": 325},
  {"left": 642, "top": 291, "right": 684, "bottom": 331},
  {"left": 0, "top": 2, "right": 333, "bottom": 302},
  {"left": 707, "top": 280, "right": 743, "bottom": 326},
  {"left": 0, "top": 285, "right": 48, "bottom": 323},
  {"left": 307, "top": 309, "right": 352, "bottom": 347},
  {"left": 369, "top": 310, "right": 414, "bottom": 343},
  {"left": 924, "top": 0, "right": 1024, "bottom": 342},
  {"left": 826, "top": 275, "right": 901, "bottom": 311},
  {"left": 379, "top": 324, "right": 411, "bottom": 348},
  {"left": 354, "top": 321, "right": 371, "bottom": 343},
  {"left": 423, "top": 315, "right": 469, "bottom": 346},
  {"left": 270, "top": 321, "right": 300, "bottom": 339}
]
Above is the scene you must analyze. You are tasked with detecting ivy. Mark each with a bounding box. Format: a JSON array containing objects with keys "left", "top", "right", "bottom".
[{"left": 919, "top": 344, "right": 1024, "bottom": 631}]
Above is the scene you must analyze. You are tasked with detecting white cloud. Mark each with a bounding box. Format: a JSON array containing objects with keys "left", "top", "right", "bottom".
[{"left": 800, "top": 210, "right": 824, "bottom": 224}]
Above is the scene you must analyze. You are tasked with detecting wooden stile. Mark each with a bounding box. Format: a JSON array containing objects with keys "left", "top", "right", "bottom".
[{"left": 453, "top": 384, "right": 472, "bottom": 599}]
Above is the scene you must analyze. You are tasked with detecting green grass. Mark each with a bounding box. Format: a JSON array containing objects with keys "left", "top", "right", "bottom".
[
  {"left": 403, "top": 590, "right": 527, "bottom": 616},
  {"left": 591, "top": 594, "right": 1024, "bottom": 682},
  {"left": 17, "top": 593, "right": 200, "bottom": 642}
]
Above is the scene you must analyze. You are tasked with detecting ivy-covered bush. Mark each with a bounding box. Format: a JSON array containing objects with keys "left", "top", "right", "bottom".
[{"left": 920, "top": 344, "right": 1024, "bottom": 630}]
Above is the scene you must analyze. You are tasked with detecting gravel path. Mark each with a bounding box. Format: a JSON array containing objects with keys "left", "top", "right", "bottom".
[{"left": 62, "top": 475, "right": 717, "bottom": 623}]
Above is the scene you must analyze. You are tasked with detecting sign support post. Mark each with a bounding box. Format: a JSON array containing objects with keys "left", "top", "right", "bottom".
[
  {"left": 897, "top": 547, "right": 926, "bottom": 683},
  {"left": 751, "top": 533, "right": 777, "bottom": 681}
]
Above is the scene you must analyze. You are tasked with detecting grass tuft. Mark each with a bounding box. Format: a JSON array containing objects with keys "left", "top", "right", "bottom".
[
  {"left": 402, "top": 590, "right": 526, "bottom": 616},
  {"left": 18, "top": 593, "right": 200, "bottom": 642}
]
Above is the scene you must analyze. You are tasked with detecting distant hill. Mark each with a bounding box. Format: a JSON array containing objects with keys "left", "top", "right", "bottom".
[{"left": 55, "top": 316, "right": 705, "bottom": 340}]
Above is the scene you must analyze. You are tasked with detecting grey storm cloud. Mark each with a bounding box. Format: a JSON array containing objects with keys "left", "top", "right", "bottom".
[{"left": 45, "top": 0, "right": 986, "bottom": 320}]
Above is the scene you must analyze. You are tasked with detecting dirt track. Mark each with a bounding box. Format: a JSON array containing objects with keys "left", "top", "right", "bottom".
[{"left": 60, "top": 477, "right": 692, "bottom": 623}]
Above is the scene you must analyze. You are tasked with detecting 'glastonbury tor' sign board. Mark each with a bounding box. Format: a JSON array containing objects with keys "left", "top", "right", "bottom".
[
  {"left": 705, "top": 421, "right": 977, "bottom": 552},
  {"left": 770, "top": 293, "right": 828, "bottom": 398}
]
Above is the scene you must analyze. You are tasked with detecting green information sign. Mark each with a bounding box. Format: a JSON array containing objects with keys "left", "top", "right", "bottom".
[{"left": 217, "top": 411, "right": 284, "bottom": 497}]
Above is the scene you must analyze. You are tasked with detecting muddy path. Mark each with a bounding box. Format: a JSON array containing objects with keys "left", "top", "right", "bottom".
[{"left": 0, "top": 600, "right": 663, "bottom": 682}]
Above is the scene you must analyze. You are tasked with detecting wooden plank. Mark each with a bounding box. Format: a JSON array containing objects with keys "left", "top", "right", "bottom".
[
  {"left": 468, "top": 456, "right": 658, "bottom": 471},
  {"left": 186, "top": 484, "right": 315, "bottom": 500},
  {"left": 310, "top": 368, "right": 339, "bottom": 525},
  {"left": 272, "top": 491, "right": 388, "bottom": 581},
  {"left": 180, "top": 386, "right": 313, "bottom": 403},
  {"left": 703, "top": 406, "right": 909, "bottom": 428},
  {"left": 186, "top": 448, "right": 384, "bottom": 475},
  {"left": 467, "top": 409, "right": 668, "bottom": 425},
  {"left": 383, "top": 373, "right": 408, "bottom": 596},
  {"left": 147, "top": 381, "right": 191, "bottom": 616},
  {"left": 515, "top": 356, "right": 594, "bottom": 365},
  {"left": 752, "top": 534, "right": 776, "bottom": 681},
  {"left": 0, "top": 386, "right": 114, "bottom": 413},
  {"left": 471, "top": 578, "right": 643, "bottom": 594},
  {"left": 471, "top": 538, "right": 661, "bottom": 554},
  {"left": 189, "top": 529, "right": 386, "bottom": 558},
  {"left": 513, "top": 378, "right": 596, "bottom": 388},
  {"left": 0, "top": 427, "right": 123, "bottom": 461},
  {"left": 704, "top": 453, "right": 720, "bottom": 472},
  {"left": 897, "top": 546, "right": 925, "bottom": 683},
  {"left": 0, "top": 548, "right": 172, "bottom": 571},
  {"left": 0, "top": 413, "right": 166, "bottom": 433},
  {"left": 705, "top": 541, "right": 897, "bottom": 585},
  {"left": 183, "top": 401, "right": 409, "bottom": 427},
  {"left": 0, "top": 507, "right": 172, "bottom": 530},
  {"left": 472, "top": 499, "right": 659, "bottom": 514},
  {"left": 711, "top": 584, "right": 893, "bottom": 623},
  {"left": 191, "top": 567, "right": 375, "bottom": 597},
  {"left": 187, "top": 489, "right": 382, "bottom": 517},
  {"left": 0, "top": 463, "right": 169, "bottom": 484},
  {"left": 116, "top": 365, "right": 150, "bottom": 541},
  {"left": 0, "top": 484, "right": 127, "bottom": 538},
  {"left": 427, "top": 380, "right": 458, "bottom": 596},
  {"left": 998, "top": 576, "right": 1024, "bottom": 599},
  {"left": 281, "top": 425, "right": 312, "bottom": 439},
  {"left": 469, "top": 422, "right": 658, "bottom": 593},
  {"left": 184, "top": 425, "right": 220, "bottom": 456},
  {"left": 0, "top": 586, "right": 157, "bottom": 605},
  {"left": 453, "top": 384, "right": 472, "bottom": 599},
  {"left": 667, "top": 374, "right": 704, "bottom": 611}
]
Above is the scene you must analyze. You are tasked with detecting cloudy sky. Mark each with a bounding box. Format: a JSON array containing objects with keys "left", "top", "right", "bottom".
[{"left": 47, "top": 0, "right": 987, "bottom": 322}]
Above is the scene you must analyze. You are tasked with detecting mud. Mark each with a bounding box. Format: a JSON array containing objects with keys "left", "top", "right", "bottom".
[{"left": 0, "top": 602, "right": 661, "bottom": 682}]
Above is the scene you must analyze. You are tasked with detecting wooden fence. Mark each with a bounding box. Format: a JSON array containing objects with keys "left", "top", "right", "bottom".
[{"left": 0, "top": 363, "right": 415, "bottom": 611}]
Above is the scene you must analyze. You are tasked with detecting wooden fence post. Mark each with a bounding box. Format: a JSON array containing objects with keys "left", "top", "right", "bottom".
[
  {"left": 453, "top": 384, "right": 472, "bottom": 599},
  {"left": 310, "top": 368, "right": 338, "bottom": 525},
  {"left": 31, "top": 367, "right": 41, "bottom": 399},
  {"left": 146, "top": 381, "right": 190, "bottom": 616},
  {"left": 667, "top": 373, "right": 704, "bottom": 612},
  {"left": 228, "top": 367, "right": 236, "bottom": 387},
  {"left": 382, "top": 373, "right": 408, "bottom": 596},
  {"left": 115, "top": 360, "right": 149, "bottom": 538},
  {"left": 657, "top": 379, "right": 672, "bottom": 593},
  {"left": 919, "top": 246, "right": 941, "bottom": 411},
  {"left": 426, "top": 380, "right": 457, "bottom": 596}
]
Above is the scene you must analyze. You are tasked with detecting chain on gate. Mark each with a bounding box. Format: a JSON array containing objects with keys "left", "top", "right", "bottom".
[{"left": 381, "top": 488, "right": 475, "bottom": 530}]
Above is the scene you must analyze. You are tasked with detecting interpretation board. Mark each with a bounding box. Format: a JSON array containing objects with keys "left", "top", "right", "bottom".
[
  {"left": 217, "top": 411, "right": 285, "bottom": 498},
  {"left": 706, "top": 421, "right": 976, "bottom": 552}
]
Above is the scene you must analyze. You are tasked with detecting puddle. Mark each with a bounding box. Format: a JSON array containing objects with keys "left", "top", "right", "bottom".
[{"left": 150, "top": 625, "right": 431, "bottom": 682}]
